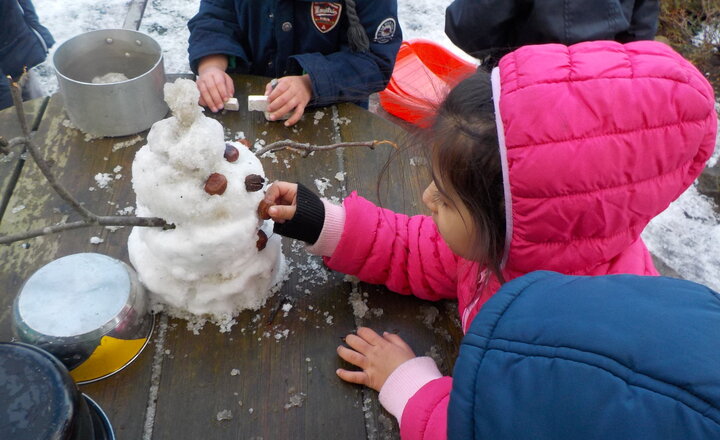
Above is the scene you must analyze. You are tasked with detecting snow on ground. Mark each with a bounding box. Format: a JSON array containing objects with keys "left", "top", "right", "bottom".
[
  {"left": 30, "top": 0, "right": 720, "bottom": 291},
  {"left": 139, "top": 0, "right": 197, "bottom": 75}
]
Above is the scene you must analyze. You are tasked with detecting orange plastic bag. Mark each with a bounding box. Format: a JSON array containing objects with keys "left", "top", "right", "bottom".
[{"left": 380, "top": 39, "right": 477, "bottom": 127}]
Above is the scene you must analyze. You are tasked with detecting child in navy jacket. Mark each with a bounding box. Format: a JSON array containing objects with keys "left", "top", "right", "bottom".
[
  {"left": 188, "top": 0, "right": 402, "bottom": 126},
  {"left": 0, "top": 0, "right": 54, "bottom": 110},
  {"left": 445, "top": 0, "right": 659, "bottom": 67}
]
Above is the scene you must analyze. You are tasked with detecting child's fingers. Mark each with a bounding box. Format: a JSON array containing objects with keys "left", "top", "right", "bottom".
[
  {"left": 207, "top": 76, "right": 226, "bottom": 111},
  {"left": 224, "top": 74, "right": 235, "bottom": 100},
  {"left": 356, "top": 327, "right": 384, "bottom": 346},
  {"left": 337, "top": 345, "right": 367, "bottom": 368},
  {"left": 199, "top": 79, "right": 222, "bottom": 112},
  {"left": 336, "top": 368, "right": 368, "bottom": 386},
  {"left": 267, "top": 204, "right": 296, "bottom": 221},
  {"left": 344, "top": 333, "right": 372, "bottom": 353},
  {"left": 215, "top": 77, "right": 229, "bottom": 104},
  {"left": 284, "top": 104, "right": 305, "bottom": 127},
  {"left": 383, "top": 332, "right": 414, "bottom": 352},
  {"left": 264, "top": 182, "right": 297, "bottom": 205},
  {"left": 271, "top": 102, "right": 297, "bottom": 122},
  {"left": 196, "top": 81, "right": 215, "bottom": 111},
  {"left": 267, "top": 80, "right": 288, "bottom": 102},
  {"left": 268, "top": 93, "right": 294, "bottom": 118}
]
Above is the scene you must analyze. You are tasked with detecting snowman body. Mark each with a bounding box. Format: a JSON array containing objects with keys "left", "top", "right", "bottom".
[{"left": 128, "top": 79, "right": 284, "bottom": 325}]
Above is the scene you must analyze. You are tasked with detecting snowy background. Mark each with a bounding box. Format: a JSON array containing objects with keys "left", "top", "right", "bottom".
[{"left": 31, "top": 0, "right": 720, "bottom": 291}]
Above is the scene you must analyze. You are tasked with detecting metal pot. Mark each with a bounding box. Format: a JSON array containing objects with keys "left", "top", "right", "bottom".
[
  {"left": 0, "top": 342, "right": 115, "bottom": 439},
  {"left": 12, "top": 253, "right": 154, "bottom": 384},
  {"left": 53, "top": 29, "right": 168, "bottom": 137}
]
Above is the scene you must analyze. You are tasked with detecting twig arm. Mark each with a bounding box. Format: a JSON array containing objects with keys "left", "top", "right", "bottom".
[
  {"left": 254, "top": 139, "right": 397, "bottom": 158},
  {"left": 0, "top": 215, "right": 170, "bottom": 245},
  {"left": 8, "top": 78, "right": 97, "bottom": 220},
  {"left": 1, "top": 77, "right": 170, "bottom": 246}
]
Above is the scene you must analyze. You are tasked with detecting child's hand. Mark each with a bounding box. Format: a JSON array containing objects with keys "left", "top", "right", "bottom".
[
  {"left": 197, "top": 55, "right": 234, "bottom": 113},
  {"left": 265, "top": 75, "right": 312, "bottom": 127},
  {"left": 336, "top": 327, "right": 416, "bottom": 392},
  {"left": 263, "top": 181, "right": 298, "bottom": 223}
]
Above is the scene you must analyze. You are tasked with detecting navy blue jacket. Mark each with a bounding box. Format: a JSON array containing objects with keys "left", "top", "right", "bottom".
[
  {"left": 0, "top": 0, "right": 54, "bottom": 109},
  {"left": 188, "top": 0, "right": 401, "bottom": 107},
  {"left": 446, "top": 0, "right": 658, "bottom": 61},
  {"left": 449, "top": 271, "right": 720, "bottom": 439}
]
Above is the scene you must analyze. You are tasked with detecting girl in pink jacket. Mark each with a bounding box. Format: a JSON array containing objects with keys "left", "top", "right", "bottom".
[{"left": 262, "top": 41, "right": 717, "bottom": 439}]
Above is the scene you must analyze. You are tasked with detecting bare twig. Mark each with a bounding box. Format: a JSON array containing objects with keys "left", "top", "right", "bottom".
[
  {"left": 2, "top": 76, "right": 399, "bottom": 246},
  {"left": 254, "top": 139, "right": 398, "bottom": 158},
  {"left": 0, "top": 216, "right": 169, "bottom": 245},
  {"left": 0, "top": 77, "right": 170, "bottom": 246},
  {"left": 10, "top": 78, "right": 95, "bottom": 220}
]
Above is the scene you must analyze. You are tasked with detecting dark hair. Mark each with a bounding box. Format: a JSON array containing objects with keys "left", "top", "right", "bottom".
[
  {"left": 345, "top": 0, "right": 370, "bottom": 52},
  {"left": 429, "top": 71, "right": 506, "bottom": 284}
]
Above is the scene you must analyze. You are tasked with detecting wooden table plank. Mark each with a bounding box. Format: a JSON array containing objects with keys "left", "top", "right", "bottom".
[
  {"left": 0, "top": 91, "right": 157, "bottom": 440},
  {"left": 123, "top": 0, "right": 149, "bottom": 30},
  {"left": 0, "top": 75, "right": 463, "bottom": 440},
  {"left": 149, "top": 75, "right": 368, "bottom": 439},
  {"left": 336, "top": 103, "right": 464, "bottom": 437},
  {"left": 0, "top": 98, "right": 46, "bottom": 220}
]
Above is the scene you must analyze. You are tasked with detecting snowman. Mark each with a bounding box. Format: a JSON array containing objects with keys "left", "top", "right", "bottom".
[{"left": 128, "top": 79, "right": 285, "bottom": 330}]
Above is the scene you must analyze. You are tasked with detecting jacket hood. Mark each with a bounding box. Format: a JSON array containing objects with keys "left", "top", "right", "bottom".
[
  {"left": 491, "top": 41, "right": 717, "bottom": 278},
  {"left": 449, "top": 271, "right": 720, "bottom": 439}
]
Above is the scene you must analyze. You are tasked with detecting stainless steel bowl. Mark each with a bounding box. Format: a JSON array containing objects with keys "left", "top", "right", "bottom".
[
  {"left": 53, "top": 28, "right": 168, "bottom": 137},
  {"left": 12, "top": 253, "right": 154, "bottom": 384}
]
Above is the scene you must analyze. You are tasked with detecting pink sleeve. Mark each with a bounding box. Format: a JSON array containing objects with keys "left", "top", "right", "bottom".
[
  {"left": 306, "top": 199, "right": 346, "bottom": 257},
  {"left": 322, "top": 192, "right": 459, "bottom": 301},
  {"left": 399, "top": 377, "right": 453, "bottom": 440}
]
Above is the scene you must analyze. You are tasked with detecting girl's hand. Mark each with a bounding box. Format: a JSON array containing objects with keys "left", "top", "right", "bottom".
[
  {"left": 263, "top": 181, "right": 298, "bottom": 223},
  {"left": 197, "top": 55, "right": 234, "bottom": 113},
  {"left": 336, "top": 327, "right": 416, "bottom": 392},
  {"left": 265, "top": 75, "right": 312, "bottom": 127}
]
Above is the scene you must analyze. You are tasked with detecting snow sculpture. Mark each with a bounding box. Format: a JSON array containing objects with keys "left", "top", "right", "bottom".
[{"left": 128, "top": 79, "right": 285, "bottom": 330}]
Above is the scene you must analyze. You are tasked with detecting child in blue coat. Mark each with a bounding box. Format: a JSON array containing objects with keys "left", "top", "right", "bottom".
[
  {"left": 0, "top": 0, "right": 54, "bottom": 110},
  {"left": 188, "top": 0, "right": 402, "bottom": 126},
  {"left": 449, "top": 271, "right": 720, "bottom": 439},
  {"left": 445, "top": 0, "right": 659, "bottom": 68}
]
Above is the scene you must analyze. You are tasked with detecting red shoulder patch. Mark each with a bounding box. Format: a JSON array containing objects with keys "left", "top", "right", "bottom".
[{"left": 311, "top": 2, "right": 342, "bottom": 33}]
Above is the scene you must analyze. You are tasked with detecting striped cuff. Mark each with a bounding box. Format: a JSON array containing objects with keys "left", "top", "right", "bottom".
[
  {"left": 306, "top": 199, "right": 345, "bottom": 256},
  {"left": 378, "top": 357, "right": 443, "bottom": 422}
]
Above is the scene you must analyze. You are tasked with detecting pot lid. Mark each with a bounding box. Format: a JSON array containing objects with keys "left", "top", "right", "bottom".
[{"left": 0, "top": 342, "right": 82, "bottom": 439}]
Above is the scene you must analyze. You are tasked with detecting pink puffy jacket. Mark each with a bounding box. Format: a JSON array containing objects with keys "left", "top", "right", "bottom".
[{"left": 311, "top": 41, "right": 717, "bottom": 439}]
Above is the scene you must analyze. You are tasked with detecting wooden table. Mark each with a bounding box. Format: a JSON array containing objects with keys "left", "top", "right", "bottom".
[{"left": 0, "top": 74, "right": 463, "bottom": 439}]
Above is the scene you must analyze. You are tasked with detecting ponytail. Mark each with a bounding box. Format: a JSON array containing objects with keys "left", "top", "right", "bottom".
[{"left": 345, "top": 0, "right": 370, "bottom": 52}]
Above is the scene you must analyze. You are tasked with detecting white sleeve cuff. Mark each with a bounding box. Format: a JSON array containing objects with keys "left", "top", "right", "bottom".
[{"left": 378, "top": 356, "right": 443, "bottom": 422}]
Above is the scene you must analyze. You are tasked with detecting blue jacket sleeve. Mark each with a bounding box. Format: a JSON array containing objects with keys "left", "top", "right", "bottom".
[
  {"left": 621, "top": 0, "right": 659, "bottom": 41},
  {"left": 18, "top": 0, "right": 54, "bottom": 48},
  {"left": 288, "top": 0, "right": 402, "bottom": 106},
  {"left": 445, "top": 0, "right": 519, "bottom": 57},
  {"left": 187, "top": 0, "right": 249, "bottom": 74},
  {"left": 0, "top": 68, "right": 12, "bottom": 110}
]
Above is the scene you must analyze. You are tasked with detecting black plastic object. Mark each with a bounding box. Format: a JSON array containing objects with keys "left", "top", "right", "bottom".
[{"left": 0, "top": 342, "right": 114, "bottom": 439}]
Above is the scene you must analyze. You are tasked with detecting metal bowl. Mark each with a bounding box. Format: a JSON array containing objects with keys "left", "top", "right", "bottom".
[
  {"left": 53, "top": 28, "right": 168, "bottom": 137},
  {"left": 12, "top": 253, "right": 154, "bottom": 384}
]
